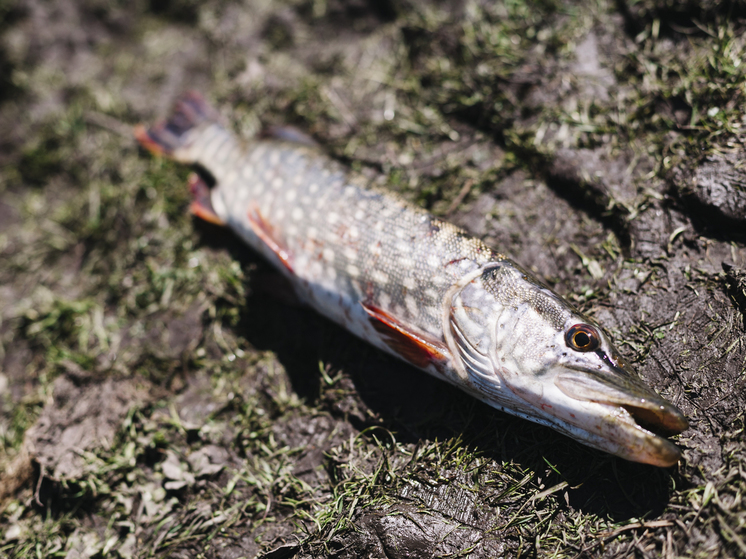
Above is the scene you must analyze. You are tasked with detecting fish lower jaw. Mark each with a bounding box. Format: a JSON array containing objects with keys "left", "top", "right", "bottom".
[
  {"left": 471, "top": 385, "right": 683, "bottom": 467},
  {"left": 543, "top": 401, "right": 683, "bottom": 467}
]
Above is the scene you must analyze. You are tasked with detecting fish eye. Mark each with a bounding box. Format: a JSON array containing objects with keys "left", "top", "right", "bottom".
[{"left": 565, "top": 324, "right": 600, "bottom": 352}]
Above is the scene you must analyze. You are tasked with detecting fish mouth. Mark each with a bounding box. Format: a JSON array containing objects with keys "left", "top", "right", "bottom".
[{"left": 553, "top": 365, "right": 688, "bottom": 467}]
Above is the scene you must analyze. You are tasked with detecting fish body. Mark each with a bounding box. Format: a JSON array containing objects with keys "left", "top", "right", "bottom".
[{"left": 137, "top": 93, "right": 688, "bottom": 467}]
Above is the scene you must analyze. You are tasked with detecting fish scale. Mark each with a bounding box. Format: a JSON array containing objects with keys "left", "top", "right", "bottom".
[{"left": 136, "top": 93, "right": 689, "bottom": 467}]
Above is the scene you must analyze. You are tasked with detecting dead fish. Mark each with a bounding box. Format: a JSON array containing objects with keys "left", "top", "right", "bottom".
[{"left": 136, "top": 92, "right": 688, "bottom": 467}]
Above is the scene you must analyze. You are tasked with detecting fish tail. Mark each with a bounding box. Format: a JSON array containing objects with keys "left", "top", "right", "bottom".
[{"left": 135, "top": 92, "right": 224, "bottom": 163}]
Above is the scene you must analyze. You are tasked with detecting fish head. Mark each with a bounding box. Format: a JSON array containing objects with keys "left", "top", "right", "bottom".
[{"left": 445, "top": 261, "right": 688, "bottom": 467}]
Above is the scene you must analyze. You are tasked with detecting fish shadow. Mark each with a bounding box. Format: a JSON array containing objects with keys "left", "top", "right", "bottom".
[{"left": 195, "top": 220, "right": 679, "bottom": 523}]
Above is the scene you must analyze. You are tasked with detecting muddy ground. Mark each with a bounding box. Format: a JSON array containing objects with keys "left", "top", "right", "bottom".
[{"left": 1, "top": 0, "right": 745, "bottom": 557}]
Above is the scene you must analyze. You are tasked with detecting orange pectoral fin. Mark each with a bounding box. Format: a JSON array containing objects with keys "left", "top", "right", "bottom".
[
  {"left": 188, "top": 173, "right": 225, "bottom": 226},
  {"left": 361, "top": 303, "right": 450, "bottom": 369},
  {"left": 246, "top": 203, "right": 294, "bottom": 273}
]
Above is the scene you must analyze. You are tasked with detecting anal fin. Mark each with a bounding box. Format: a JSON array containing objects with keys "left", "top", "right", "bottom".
[
  {"left": 188, "top": 173, "right": 225, "bottom": 226},
  {"left": 246, "top": 203, "right": 294, "bottom": 273},
  {"left": 361, "top": 303, "right": 450, "bottom": 369}
]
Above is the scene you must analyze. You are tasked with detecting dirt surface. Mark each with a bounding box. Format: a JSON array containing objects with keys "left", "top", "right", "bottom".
[{"left": 1, "top": 0, "right": 746, "bottom": 557}]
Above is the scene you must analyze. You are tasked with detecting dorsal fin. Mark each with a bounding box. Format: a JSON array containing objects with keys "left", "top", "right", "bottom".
[{"left": 262, "top": 125, "right": 318, "bottom": 147}]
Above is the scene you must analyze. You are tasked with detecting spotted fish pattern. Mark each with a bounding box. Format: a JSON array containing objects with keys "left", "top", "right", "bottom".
[
  {"left": 218, "top": 141, "right": 499, "bottom": 336},
  {"left": 136, "top": 93, "right": 688, "bottom": 467}
]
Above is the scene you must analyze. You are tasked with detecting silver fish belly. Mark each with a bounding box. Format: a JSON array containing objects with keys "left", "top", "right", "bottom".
[{"left": 137, "top": 93, "right": 688, "bottom": 467}]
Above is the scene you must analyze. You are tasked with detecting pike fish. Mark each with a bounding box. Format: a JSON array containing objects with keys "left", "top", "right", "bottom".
[{"left": 136, "top": 93, "right": 688, "bottom": 467}]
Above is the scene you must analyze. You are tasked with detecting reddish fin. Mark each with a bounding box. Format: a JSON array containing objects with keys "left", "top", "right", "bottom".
[
  {"left": 188, "top": 173, "right": 225, "bottom": 226},
  {"left": 135, "top": 91, "right": 220, "bottom": 159},
  {"left": 246, "top": 203, "right": 294, "bottom": 273},
  {"left": 361, "top": 303, "right": 450, "bottom": 369}
]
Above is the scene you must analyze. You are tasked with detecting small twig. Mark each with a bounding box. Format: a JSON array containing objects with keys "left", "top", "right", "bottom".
[
  {"left": 84, "top": 111, "right": 133, "bottom": 139},
  {"left": 572, "top": 520, "right": 673, "bottom": 559},
  {"left": 262, "top": 490, "right": 273, "bottom": 522},
  {"left": 35, "top": 464, "right": 45, "bottom": 507},
  {"left": 446, "top": 178, "right": 476, "bottom": 215},
  {"left": 598, "top": 520, "right": 672, "bottom": 539}
]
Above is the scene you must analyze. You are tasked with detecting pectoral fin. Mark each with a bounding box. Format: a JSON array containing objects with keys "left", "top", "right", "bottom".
[
  {"left": 361, "top": 303, "right": 450, "bottom": 369},
  {"left": 246, "top": 203, "right": 294, "bottom": 273}
]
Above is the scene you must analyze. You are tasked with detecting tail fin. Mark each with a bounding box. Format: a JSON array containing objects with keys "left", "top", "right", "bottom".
[{"left": 135, "top": 92, "right": 221, "bottom": 160}]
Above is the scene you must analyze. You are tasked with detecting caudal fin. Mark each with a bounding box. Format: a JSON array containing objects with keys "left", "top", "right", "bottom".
[{"left": 135, "top": 92, "right": 221, "bottom": 160}]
